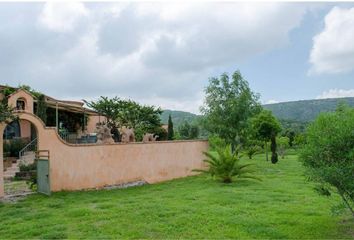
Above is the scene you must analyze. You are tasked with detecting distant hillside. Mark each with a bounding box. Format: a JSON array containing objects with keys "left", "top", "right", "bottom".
[
  {"left": 160, "top": 110, "right": 200, "bottom": 127},
  {"left": 263, "top": 97, "right": 354, "bottom": 122}
]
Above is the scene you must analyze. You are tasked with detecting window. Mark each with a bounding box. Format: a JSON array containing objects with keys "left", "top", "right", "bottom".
[{"left": 16, "top": 99, "right": 26, "bottom": 110}]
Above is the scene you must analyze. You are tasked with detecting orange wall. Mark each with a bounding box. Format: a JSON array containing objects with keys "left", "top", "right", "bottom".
[
  {"left": 86, "top": 115, "right": 106, "bottom": 133},
  {"left": 0, "top": 112, "right": 208, "bottom": 197},
  {"left": 7, "top": 90, "right": 34, "bottom": 113},
  {"left": 20, "top": 120, "right": 31, "bottom": 139}
]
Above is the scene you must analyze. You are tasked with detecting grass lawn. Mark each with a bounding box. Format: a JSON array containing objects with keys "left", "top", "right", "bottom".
[{"left": 0, "top": 154, "right": 353, "bottom": 239}]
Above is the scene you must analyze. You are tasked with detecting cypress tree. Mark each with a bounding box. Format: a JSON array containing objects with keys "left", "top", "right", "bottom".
[
  {"left": 270, "top": 134, "right": 278, "bottom": 164},
  {"left": 167, "top": 114, "right": 174, "bottom": 140}
]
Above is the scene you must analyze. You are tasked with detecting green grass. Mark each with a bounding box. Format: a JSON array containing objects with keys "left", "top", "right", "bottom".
[{"left": 0, "top": 154, "right": 353, "bottom": 239}]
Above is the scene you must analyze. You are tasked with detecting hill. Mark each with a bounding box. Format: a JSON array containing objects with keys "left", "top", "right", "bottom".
[
  {"left": 162, "top": 97, "right": 354, "bottom": 130},
  {"left": 160, "top": 110, "right": 200, "bottom": 127},
  {"left": 263, "top": 97, "right": 354, "bottom": 122}
]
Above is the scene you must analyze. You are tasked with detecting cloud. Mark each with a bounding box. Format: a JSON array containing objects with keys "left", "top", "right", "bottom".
[
  {"left": 0, "top": 2, "right": 307, "bottom": 113},
  {"left": 309, "top": 7, "right": 354, "bottom": 75},
  {"left": 316, "top": 89, "right": 354, "bottom": 99},
  {"left": 38, "top": 2, "right": 89, "bottom": 32},
  {"left": 264, "top": 100, "right": 279, "bottom": 104}
]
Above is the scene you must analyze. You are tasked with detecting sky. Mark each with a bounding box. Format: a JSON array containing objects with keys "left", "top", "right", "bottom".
[{"left": 1, "top": 2, "right": 354, "bottom": 113}]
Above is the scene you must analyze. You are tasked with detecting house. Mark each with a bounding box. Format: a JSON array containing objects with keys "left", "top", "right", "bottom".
[{"left": 0, "top": 85, "right": 104, "bottom": 143}]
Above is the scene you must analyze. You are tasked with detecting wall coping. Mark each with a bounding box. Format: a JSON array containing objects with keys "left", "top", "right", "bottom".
[{"left": 13, "top": 111, "right": 208, "bottom": 148}]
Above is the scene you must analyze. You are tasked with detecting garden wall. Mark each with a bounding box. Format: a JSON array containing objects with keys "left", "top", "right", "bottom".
[{"left": 0, "top": 112, "right": 208, "bottom": 196}]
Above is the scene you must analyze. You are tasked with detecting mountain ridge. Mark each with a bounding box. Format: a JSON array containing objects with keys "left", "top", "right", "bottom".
[{"left": 161, "top": 97, "right": 354, "bottom": 126}]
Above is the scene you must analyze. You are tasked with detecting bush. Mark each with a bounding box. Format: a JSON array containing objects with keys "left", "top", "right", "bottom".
[
  {"left": 195, "top": 145, "right": 261, "bottom": 183},
  {"left": 300, "top": 105, "right": 354, "bottom": 217},
  {"left": 3, "top": 138, "right": 28, "bottom": 157},
  {"left": 208, "top": 135, "right": 226, "bottom": 150},
  {"left": 245, "top": 145, "right": 262, "bottom": 159}
]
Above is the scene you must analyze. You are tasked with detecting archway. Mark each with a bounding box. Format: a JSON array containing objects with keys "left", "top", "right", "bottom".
[
  {"left": 0, "top": 112, "right": 47, "bottom": 198},
  {"left": 2, "top": 119, "right": 38, "bottom": 196}
]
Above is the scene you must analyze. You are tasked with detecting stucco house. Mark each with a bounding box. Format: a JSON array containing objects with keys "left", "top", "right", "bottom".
[{"left": 0, "top": 85, "right": 103, "bottom": 143}]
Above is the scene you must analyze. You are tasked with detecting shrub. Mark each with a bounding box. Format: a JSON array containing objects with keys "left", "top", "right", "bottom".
[
  {"left": 195, "top": 145, "right": 261, "bottom": 183},
  {"left": 277, "top": 136, "right": 290, "bottom": 159},
  {"left": 245, "top": 145, "right": 262, "bottom": 159},
  {"left": 300, "top": 105, "right": 354, "bottom": 217},
  {"left": 3, "top": 138, "right": 28, "bottom": 157},
  {"left": 208, "top": 135, "right": 226, "bottom": 150}
]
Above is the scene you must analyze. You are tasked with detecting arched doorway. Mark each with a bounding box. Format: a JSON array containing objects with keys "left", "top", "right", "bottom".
[{"left": 2, "top": 119, "right": 38, "bottom": 196}]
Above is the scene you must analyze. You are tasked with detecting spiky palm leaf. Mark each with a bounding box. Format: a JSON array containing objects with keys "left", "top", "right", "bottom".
[{"left": 195, "top": 145, "right": 261, "bottom": 183}]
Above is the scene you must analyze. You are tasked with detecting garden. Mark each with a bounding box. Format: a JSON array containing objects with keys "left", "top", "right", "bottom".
[
  {"left": 0, "top": 153, "right": 353, "bottom": 239},
  {"left": 1, "top": 70, "right": 353, "bottom": 239}
]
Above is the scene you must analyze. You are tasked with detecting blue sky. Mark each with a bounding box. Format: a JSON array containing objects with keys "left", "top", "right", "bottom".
[
  {"left": 1, "top": 2, "right": 354, "bottom": 113},
  {"left": 227, "top": 3, "right": 354, "bottom": 104}
]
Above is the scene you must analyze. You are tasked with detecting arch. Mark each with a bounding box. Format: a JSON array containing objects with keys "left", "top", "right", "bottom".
[{"left": 0, "top": 111, "right": 49, "bottom": 197}]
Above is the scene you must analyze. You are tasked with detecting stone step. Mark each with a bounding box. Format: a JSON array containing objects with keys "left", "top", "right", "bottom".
[
  {"left": 6, "top": 167, "right": 19, "bottom": 172},
  {"left": 24, "top": 151, "right": 35, "bottom": 156}
]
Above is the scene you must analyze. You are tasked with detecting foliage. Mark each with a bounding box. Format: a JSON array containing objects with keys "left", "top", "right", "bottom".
[
  {"left": 244, "top": 141, "right": 262, "bottom": 160},
  {"left": 154, "top": 126, "right": 168, "bottom": 141},
  {"left": 0, "top": 101, "right": 16, "bottom": 123},
  {"left": 3, "top": 138, "right": 28, "bottom": 157},
  {"left": 195, "top": 145, "right": 260, "bottom": 183},
  {"left": 0, "top": 155, "right": 353, "bottom": 239},
  {"left": 160, "top": 110, "right": 199, "bottom": 128},
  {"left": 207, "top": 135, "right": 226, "bottom": 150},
  {"left": 294, "top": 133, "right": 306, "bottom": 147},
  {"left": 264, "top": 97, "right": 354, "bottom": 122},
  {"left": 270, "top": 135, "right": 278, "bottom": 164},
  {"left": 177, "top": 121, "right": 199, "bottom": 140},
  {"left": 85, "top": 97, "right": 163, "bottom": 141},
  {"left": 35, "top": 94, "right": 47, "bottom": 124},
  {"left": 201, "top": 70, "right": 261, "bottom": 151},
  {"left": 300, "top": 105, "right": 354, "bottom": 216},
  {"left": 277, "top": 136, "right": 290, "bottom": 159},
  {"left": 19, "top": 162, "right": 37, "bottom": 172},
  {"left": 251, "top": 110, "right": 281, "bottom": 162},
  {"left": 1, "top": 85, "right": 42, "bottom": 99},
  {"left": 167, "top": 114, "right": 174, "bottom": 140}
]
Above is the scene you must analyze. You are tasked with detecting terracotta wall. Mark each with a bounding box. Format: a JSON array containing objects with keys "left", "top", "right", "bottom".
[
  {"left": 20, "top": 120, "right": 31, "bottom": 139},
  {"left": 0, "top": 112, "right": 208, "bottom": 197},
  {"left": 7, "top": 90, "right": 34, "bottom": 113},
  {"left": 86, "top": 115, "right": 106, "bottom": 133}
]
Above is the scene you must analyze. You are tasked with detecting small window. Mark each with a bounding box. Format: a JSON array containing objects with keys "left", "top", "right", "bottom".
[{"left": 16, "top": 99, "right": 26, "bottom": 110}]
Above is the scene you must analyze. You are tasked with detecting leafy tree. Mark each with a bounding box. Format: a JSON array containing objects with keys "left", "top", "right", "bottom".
[
  {"left": 300, "top": 105, "right": 354, "bottom": 217},
  {"left": 0, "top": 102, "right": 16, "bottom": 123},
  {"left": 277, "top": 136, "right": 289, "bottom": 159},
  {"left": 201, "top": 70, "right": 261, "bottom": 152},
  {"left": 36, "top": 94, "right": 47, "bottom": 124},
  {"left": 287, "top": 131, "right": 295, "bottom": 147},
  {"left": 251, "top": 110, "right": 281, "bottom": 162},
  {"left": 294, "top": 133, "right": 306, "bottom": 147},
  {"left": 167, "top": 114, "right": 174, "bottom": 140},
  {"left": 85, "top": 97, "right": 162, "bottom": 142},
  {"left": 195, "top": 145, "right": 260, "bottom": 183},
  {"left": 177, "top": 121, "right": 199, "bottom": 140}
]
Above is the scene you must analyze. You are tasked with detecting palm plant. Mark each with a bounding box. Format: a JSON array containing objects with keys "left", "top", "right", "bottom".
[{"left": 196, "top": 145, "right": 260, "bottom": 183}]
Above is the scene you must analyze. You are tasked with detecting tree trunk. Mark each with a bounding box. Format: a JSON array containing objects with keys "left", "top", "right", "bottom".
[
  {"left": 271, "top": 134, "right": 278, "bottom": 164},
  {"left": 265, "top": 141, "right": 269, "bottom": 161}
]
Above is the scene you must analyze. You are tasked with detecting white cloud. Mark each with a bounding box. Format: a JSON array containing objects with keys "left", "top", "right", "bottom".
[
  {"left": 316, "top": 89, "right": 354, "bottom": 99},
  {"left": 1, "top": 2, "right": 307, "bottom": 113},
  {"left": 38, "top": 2, "right": 89, "bottom": 32},
  {"left": 309, "top": 7, "right": 354, "bottom": 75},
  {"left": 264, "top": 100, "right": 279, "bottom": 104}
]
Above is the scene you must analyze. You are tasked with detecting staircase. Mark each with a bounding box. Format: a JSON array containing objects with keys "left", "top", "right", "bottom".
[
  {"left": 18, "top": 151, "right": 36, "bottom": 166},
  {"left": 3, "top": 138, "right": 37, "bottom": 180},
  {"left": 4, "top": 161, "right": 19, "bottom": 180}
]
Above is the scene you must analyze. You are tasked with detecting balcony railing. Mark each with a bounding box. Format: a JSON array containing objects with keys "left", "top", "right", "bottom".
[{"left": 58, "top": 131, "right": 97, "bottom": 144}]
